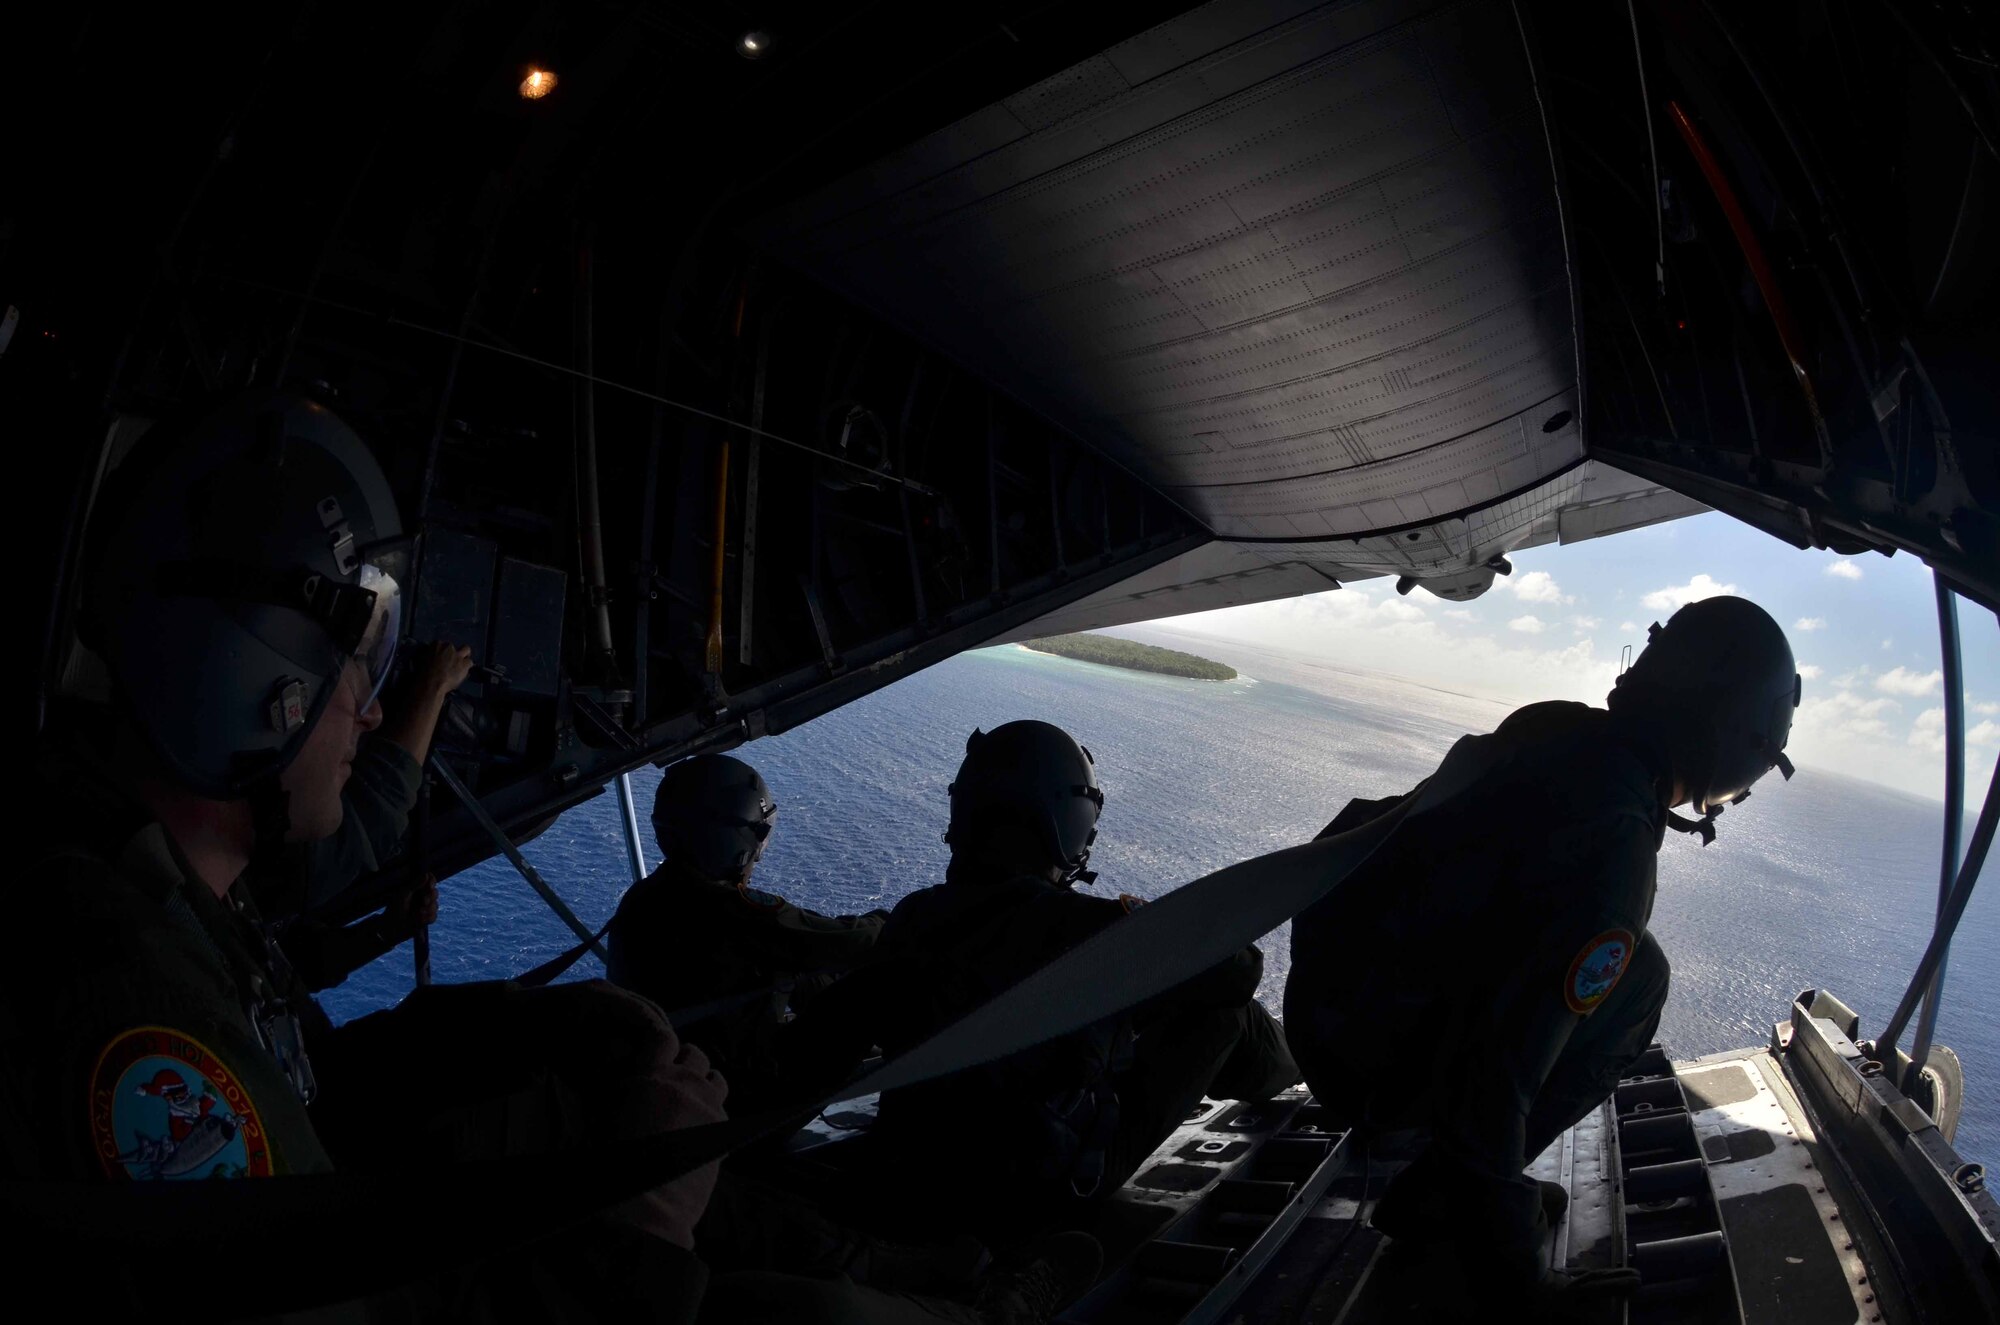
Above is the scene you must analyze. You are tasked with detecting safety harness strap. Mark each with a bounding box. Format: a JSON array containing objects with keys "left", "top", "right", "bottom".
[
  {"left": 431, "top": 758, "right": 609, "bottom": 961},
  {"left": 513, "top": 921, "right": 615, "bottom": 987}
]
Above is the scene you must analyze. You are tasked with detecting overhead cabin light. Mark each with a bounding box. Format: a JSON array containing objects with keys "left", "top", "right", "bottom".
[
  {"left": 738, "top": 31, "right": 770, "bottom": 59},
  {"left": 519, "top": 67, "right": 558, "bottom": 100}
]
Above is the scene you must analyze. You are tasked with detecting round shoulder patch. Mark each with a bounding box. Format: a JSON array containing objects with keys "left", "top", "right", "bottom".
[
  {"left": 1118, "top": 893, "right": 1146, "bottom": 914},
  {"left": 91, "top": 1027, "right": 271, "bottom": 1179},
  {"left": 1564, "top": 929, "right": 1635, "bottom": 1015}
]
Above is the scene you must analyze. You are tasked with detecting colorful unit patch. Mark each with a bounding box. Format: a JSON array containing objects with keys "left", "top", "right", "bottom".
[
  {"left": 90, "top": 1027, "right": 271, "bottom": 1180},
  {"left": 1118, "top": 893, "right": 1146, "bottom": 914},
  {"left": 1564, "top": 929, "right": 1635, "bottom": 1014}
]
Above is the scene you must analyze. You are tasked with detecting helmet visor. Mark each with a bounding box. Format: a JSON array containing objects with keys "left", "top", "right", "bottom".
[
  {"left": 744, "top": 809, "right": 776, "bottom": 864},
  {"left": 352, "top": 562, "right": 402, "bottom": 711}
]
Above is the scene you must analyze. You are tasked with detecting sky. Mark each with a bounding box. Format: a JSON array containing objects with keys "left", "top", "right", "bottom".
[{"left": 1152, "top": 511, "right": 1998, "bottom": 804}]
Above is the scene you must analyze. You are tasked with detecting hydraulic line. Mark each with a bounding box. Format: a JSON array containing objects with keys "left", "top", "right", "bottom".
[
  {"left": 705, "top": 283, "right": 748, "bottom": 683},
  {"left": 575, "top": 239, "right": 619, "bottom": 667},
  {"left": 208, "top": 272, "right": 940, "bottom": 494},
  {"left": 411, "top": 778, "right": 433, "bottom": 988},
  {"left": 1665, "top": 100, "right": 1824, "bottom": 434},
  {"left": 1626, "top": 0, "right": 1665, "bottom": 296}
]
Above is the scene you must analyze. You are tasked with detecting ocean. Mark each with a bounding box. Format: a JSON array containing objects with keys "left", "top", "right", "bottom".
[{"left": 321, "top": 626, "right": 1998, "bottom": 1161}]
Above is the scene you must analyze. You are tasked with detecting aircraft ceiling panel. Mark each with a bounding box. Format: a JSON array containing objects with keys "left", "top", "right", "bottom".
[
  {"left": 753, "top": 0, "right": 1591, "bottom": 554},
  {"left": 752, "top": 0, "right": 1703, "bottom": 602},
  {"left": 987, "top": 541, "right": 1369, "bottom": 645},
  {"left": 1172, "top": 380, "right": 1578, "bottom": 536},
  {"left": 997, "top": 454, "right": 1701, "bottom": 639},
  {"left": 1231, "top": 458, "right": 1706, "bottom": 579}
]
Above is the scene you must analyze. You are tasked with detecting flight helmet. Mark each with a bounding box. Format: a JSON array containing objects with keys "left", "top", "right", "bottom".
[
  {"left": 1608, "top": 595, "right": 1800, "bottom": 815},
  {"left": 946, "top": 720, "right": 1104, "bottom": 884},
  {"left": 83, "top": 394, "right": 406, "bottom": 798},
  {"left": 652, "top": 753, "right": 778, "bottom": 880}
]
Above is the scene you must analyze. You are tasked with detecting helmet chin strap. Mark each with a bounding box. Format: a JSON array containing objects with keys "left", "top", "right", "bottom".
[
  {"left": 1666, "top": 780, "right": 1766, "bottom": 847},
  {"left": 1666, "top": 806, "right": 1722, "bottom": 846}
]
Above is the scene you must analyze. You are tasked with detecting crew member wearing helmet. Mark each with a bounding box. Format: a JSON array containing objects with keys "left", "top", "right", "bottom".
[
  {"left": 13, "top": 394, "right": 1118, "bottom": 1324},
  {"left": 8, "top": 395, "right": 727, "bottom": 1316},
  {"left": 1284, "top": 596, "right": 1801, "bottom": 1313},
  {"left": 808, "top": 720, "right": 1297, "bottom": 1241},
  {"left": 262, "top": 640, "right": 472, "bottom": 995},
  {"left": 606, "top": 753, "right": 888, "bottom": 1108}
]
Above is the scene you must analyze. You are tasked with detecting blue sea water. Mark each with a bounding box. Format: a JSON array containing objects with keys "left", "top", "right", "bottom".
[{"left": 322, "top": 627, "right": 1999, "bottom": 1161}]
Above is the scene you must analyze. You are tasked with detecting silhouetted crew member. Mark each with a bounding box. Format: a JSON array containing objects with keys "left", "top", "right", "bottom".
[
  {"left": 608, "top": 754, "right": 887, "bottom": 1104},
  {"left": 1285, "top": 596, "right": 1800, "bottom": 1310},
  {"left": 817, "top": 720, "right": 1297, "bottom": 1239}
]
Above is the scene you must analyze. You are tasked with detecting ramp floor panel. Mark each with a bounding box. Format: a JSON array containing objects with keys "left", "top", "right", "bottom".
[{"left": 1058, "top": 1049, "right": 1907, "bottom": 1324}]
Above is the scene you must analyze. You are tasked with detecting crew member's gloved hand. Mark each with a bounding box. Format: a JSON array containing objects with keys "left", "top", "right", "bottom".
[{"left": 412, "top": 640, "right": 477, "bottom": 699}]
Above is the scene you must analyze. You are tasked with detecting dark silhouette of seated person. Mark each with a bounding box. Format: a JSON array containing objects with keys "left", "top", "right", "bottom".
[
  {"left": 607, "top": 754, "right": 887, "bottom": 1108},
  {"left": 1285, "top": 596, "right": 1800, "bottom": 1314},
  {"left": 804, "top": 721, "right": 1297, "bottom": 1241}
]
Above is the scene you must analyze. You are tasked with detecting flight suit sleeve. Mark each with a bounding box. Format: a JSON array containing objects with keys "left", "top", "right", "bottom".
[
  {"left": 1426, "top": 809, "right": 1658, "bottom": 1281},
  {"left": 4, "top": 859, "right": 334, "bottom": 1181},
  {"left": 758, "top": 899, "right": 889, "bottom": 981}
]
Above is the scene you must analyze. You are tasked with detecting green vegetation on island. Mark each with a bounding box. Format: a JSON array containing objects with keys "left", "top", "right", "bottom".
[{"left": 1022, "top": 633, "right": 1237, "bottom": 681}]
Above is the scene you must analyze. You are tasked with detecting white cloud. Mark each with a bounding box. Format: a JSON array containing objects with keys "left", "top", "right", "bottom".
[
  {"left": 1571, "top": 615, "right": 1600, "bottom": 632},
  {"left": 1881, "top": 639, "right": 1894, "bottom": 650},
  {"left": 1877, "top": 667, "right": 1942, "bottom": 697},
  {"left": 1163, "top": 590, "right": 1622, "bottom": 712},
  {"left": 1794, "top": 617, "right": 1826, "bottom": 632},
  {"left": 1798, "top": 664, "right": 1823, "bottom": 680},
  {"left": 1796, "top": 690, "right": 1902, "bottom": 745},
  {"left": 1618, "top": 621, "right": 1638, "bottom": 633},
  {"left": 1443, "top": 608, "right": 1475, "bottom": 622},
  {"left": 1641, "top": 574, "right": 1736, "bottom": 611},
  {"left": 1911, "top": 708, "right": 2000, "bottom": 755},
  {"left": 1826, "top": 559, "right": 1863, "bottom": 580},
  {"left": 1509, "top": 615, "right": 1545, "bottom": 635},
  {"left": 1976, "top": 702, "right": 1999, "bottom": 717},
  {"left": 1378, "top": 599, "right": 1427, "bottom": 622},
  {"left": 1502, "top": 571, "right": 1573, "bottom": 605}
]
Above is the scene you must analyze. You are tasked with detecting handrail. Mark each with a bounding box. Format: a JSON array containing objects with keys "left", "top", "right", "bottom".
[
  {"left": 1877, "top": 753, "right": 1998, "bottom": 1061},
  {"left": 1908, "top": 573, "right": 1966, "bottom": 1078},
  {"left": 615, "top": 771, "right": 650, "bottom": 885}
]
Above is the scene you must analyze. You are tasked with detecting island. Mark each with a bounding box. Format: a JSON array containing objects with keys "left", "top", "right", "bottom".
[{"left": 1021, "top": 633, "right": 1238, "bottom": 681}]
